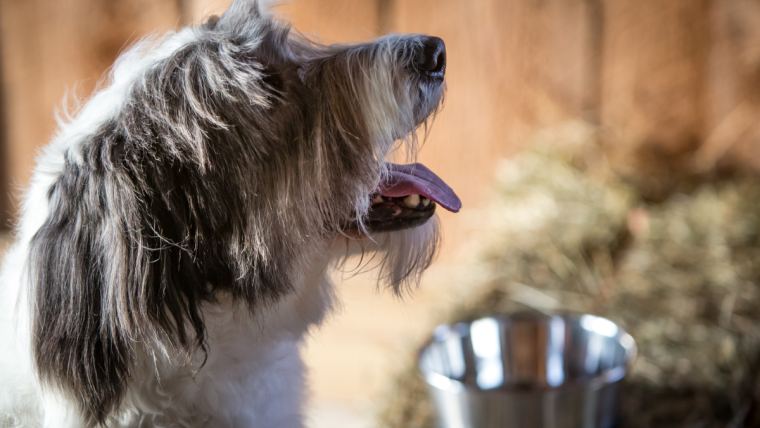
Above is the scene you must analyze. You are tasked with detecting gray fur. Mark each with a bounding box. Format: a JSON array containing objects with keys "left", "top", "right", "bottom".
[{"left": 28, "top": 2, "right": 444, "bottom": 425}]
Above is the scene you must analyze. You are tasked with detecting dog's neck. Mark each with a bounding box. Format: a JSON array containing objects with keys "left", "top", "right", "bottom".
[{"left": 112, "top": 241, "right": 338, "bottom": 426}]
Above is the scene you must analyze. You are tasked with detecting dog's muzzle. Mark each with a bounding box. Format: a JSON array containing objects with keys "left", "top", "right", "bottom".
[
  {"left": 351, "top": 36, "right": 458, "bottom": 234},
  {"left": 361, "top": 163, "right": 461, "bottom": 233}
]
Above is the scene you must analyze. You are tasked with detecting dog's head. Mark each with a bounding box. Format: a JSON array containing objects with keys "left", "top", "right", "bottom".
[
  {"left": 28, "top": 0, "right": 459, "bottom": 423},
  {"left": 203, "top": 0, "right": 461, "bottom": 287}
]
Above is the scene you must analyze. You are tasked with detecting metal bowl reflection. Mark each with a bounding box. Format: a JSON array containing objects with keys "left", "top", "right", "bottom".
[{"left": 419, "top": 312, "right": 636, "bottom": 428}]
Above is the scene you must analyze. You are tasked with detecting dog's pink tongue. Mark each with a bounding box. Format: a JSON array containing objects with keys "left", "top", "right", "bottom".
[{"left": 380, "top": 163, "right": 462, "bottom": 213}]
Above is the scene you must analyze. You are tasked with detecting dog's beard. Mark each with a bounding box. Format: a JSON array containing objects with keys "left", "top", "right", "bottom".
[
  {"left": 337, "top": 162, "right": 456, "bottom": 291},
  {"left": 337, "top": 216, "right": 441, "bottom": 293}
]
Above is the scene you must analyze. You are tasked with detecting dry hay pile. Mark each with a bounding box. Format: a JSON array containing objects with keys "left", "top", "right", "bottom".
[{"left": 379, "top": 133, "right": 760, "bottom": 427}]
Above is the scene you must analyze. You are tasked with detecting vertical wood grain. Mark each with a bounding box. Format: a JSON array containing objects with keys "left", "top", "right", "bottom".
[
  {"left": 0, "top": 51, "right": 8, "bottom": 226},
  {"left": 600, "top": 0, "right": 710, "bottom": 159},
  {"left": 698, "top": 0, "right": 760, "bottom": 171}
]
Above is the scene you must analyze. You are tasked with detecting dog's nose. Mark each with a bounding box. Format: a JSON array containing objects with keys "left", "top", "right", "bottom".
[{"left": 416, "top": 36, "right": 446, "bottom": 79}]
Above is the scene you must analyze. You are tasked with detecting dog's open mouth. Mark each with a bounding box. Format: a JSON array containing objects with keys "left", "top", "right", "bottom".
[{"left": 359, "top": 163, "right": 461, "bottom": 233}]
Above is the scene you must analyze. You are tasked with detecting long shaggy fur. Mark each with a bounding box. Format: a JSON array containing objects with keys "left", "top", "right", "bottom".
[{"left": 0, "top": 1, "right": 445, "bottom": 426}]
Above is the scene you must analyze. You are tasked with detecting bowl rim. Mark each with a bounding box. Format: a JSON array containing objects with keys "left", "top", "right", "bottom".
[{"left": 417, "top": 310, "right": 638, "bottom": 394}]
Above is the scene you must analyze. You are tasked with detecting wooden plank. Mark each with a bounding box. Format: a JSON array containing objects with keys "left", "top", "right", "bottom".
[
  {"left": 697, "top": 0, "right": 760, "bottom": 171},
  {"left": 0, "top": 52, "right": 8, "bottom": 227},
  {"left": 0, "top": 0, "right": 182, "bottom": 220},
  {"left": 600, "top": 0, "right": 710, "bottom": 164},
  {"left": 275, "top": 0, "right": 380, "bottom": 44}
]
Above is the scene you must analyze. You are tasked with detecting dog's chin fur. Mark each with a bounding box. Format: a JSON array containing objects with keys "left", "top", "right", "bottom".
[{"left": 0, "top": 1, "right": 444, "bottom": 426}]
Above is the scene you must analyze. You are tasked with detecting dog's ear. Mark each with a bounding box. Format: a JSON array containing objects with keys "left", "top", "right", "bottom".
[
  {"left": 29, "top": 152, "right": 209, "bottom": 425},
  {"left": 218, "top": 0, "right": 268, "bottom": 30},
  {"left": 204, "top": 14, "right": 221, "bottom": 30}
]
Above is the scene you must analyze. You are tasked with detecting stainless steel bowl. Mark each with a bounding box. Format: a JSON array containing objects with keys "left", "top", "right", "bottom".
[{"left": 419, "top": 312, "right": 636, "bottom": 428}]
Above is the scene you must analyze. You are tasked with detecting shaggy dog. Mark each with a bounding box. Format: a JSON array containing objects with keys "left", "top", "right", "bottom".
[{"left": 0, "top": 0, "right": 460, "bottom": 426}]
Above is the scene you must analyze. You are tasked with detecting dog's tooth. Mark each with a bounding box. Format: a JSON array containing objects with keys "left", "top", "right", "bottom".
[
  {"left": 421, "top": 197, "right": 430, "bottom": 207},
  {"left": 372, "top": 194, "right": 384, "bottom": 204},
  {"left": 404, "top": 194, "right": 420, "bottom": 208}
]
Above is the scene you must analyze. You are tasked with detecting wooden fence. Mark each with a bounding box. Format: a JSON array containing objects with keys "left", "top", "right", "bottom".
[{"left": 1, "top": 0, "right": 759, "bottom": 234}]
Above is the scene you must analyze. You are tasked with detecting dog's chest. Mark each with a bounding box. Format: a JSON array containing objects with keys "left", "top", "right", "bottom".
[{"left": 118, "top": 261, "right": 335, "bottom": 427}]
